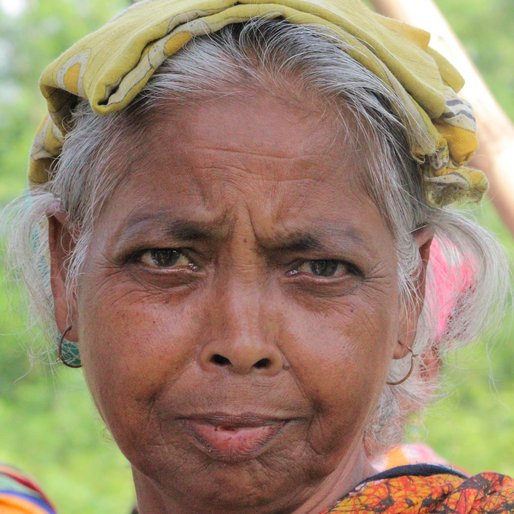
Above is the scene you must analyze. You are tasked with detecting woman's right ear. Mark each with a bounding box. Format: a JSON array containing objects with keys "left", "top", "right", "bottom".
[{"left": 48, "top": 212, "right": 79, "bottom": 341}]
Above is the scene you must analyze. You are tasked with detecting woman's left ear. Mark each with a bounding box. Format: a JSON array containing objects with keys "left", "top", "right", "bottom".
[{"left": 394, "top": 225, "right": 434, "bottom": 359}]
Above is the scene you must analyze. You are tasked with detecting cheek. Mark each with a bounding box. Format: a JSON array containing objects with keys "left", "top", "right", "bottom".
[
  {"left": 76, "top": 280, "right": 202, "bottom": 431},
  {"left": 279, "top": 294, "right": 398, "bottom": 446}
]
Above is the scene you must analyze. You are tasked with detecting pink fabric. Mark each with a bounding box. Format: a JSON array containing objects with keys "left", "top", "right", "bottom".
[{"left": 430, "top": 238, "right": 475, "bottom": 341}]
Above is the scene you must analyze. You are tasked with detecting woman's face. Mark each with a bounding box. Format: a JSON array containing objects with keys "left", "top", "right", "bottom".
[{"left": 51, "top": 91, "right": 424, "bottom": 513}]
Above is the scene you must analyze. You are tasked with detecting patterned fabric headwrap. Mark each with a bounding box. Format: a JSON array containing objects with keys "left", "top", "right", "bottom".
[{"left": 31, "top": 0, "right": 487, "bottom": 207}]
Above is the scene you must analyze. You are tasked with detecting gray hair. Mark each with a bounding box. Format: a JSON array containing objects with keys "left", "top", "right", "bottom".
[{"left": 4, "top": 19, "right": 509, "bottom": 453}]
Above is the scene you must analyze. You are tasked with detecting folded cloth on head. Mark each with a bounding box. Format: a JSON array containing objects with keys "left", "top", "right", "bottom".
[{"left": 30, "top": 0, "right": 487, "bottom": 206}]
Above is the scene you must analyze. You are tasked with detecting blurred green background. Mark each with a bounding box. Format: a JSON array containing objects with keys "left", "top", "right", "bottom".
[{"left": 0, "top": 0, "right": 512, "bottom": 512}]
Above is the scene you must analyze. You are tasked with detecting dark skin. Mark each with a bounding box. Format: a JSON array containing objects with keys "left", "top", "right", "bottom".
[{"left": 49, "top": 90, "right": 431, "bottom": 514}]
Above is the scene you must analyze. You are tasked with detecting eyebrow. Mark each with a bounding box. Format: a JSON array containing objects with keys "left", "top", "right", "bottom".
[
  {"left": 269, "top": 234, "right": 324, "bottom": 252},
  {"left": 258, "top": 226, "right": 370, "bottom": 255},
  {"left": 116, "top": 212, "right": 372, "bottom": 256},
  {"left": 117, "top": 213, "right": 228, "bottom": 243}
]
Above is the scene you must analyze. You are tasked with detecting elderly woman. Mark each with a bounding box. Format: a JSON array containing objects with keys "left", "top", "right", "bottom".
[{"left": 4, "top": 0, "right": 514, "bottom": 512}]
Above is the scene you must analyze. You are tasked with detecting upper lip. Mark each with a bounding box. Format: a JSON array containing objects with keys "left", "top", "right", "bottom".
[{"left": 179, "top": 412, "right": 291, "bottom": 428}]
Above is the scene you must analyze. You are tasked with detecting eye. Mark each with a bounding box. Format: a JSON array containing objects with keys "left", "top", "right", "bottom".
[
  {"left": 138, "top": 249, "right": 195, "bottom": 269},
  {"left": 293, "top": 259, "right": 354, "bottom": 278}
]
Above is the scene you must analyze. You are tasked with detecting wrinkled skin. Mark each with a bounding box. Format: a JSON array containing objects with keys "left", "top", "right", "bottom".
[{"left": 49, "top": 90, "right": 430, "bottom": 514}]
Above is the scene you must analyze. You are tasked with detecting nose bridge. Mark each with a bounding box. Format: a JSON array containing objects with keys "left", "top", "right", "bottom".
[
  {"left": 201, "top": 274, "right": 283, "bottom": 375},
  {"left": 227, "top": 277, "right": 263, "bottom": 338}
]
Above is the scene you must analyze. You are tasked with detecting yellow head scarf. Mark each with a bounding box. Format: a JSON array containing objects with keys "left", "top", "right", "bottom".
[{"left": 30, "top": 0, "right": 487, "bottom": 206}]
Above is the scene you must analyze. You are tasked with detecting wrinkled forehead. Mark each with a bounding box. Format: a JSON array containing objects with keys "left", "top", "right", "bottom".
[
  {"left": 110, "top": 91, "right": 371, "bottom": 195},
  {"left": 109, "top": 87, "right": 374, "bottom": 198}
]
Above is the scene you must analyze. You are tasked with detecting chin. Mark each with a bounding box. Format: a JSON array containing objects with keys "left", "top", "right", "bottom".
[{"left": 130, "top": 437, "right": 321, "bottom": 514}]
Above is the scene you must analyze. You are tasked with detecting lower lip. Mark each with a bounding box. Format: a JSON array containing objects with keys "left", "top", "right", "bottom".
[{"left": 183, "top": 420, "right": 287, "bottom": 462}]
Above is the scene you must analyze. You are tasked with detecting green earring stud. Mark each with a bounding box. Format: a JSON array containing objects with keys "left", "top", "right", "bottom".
[{"left": 58, "top": 326, "right": 82, "bottom": 368}]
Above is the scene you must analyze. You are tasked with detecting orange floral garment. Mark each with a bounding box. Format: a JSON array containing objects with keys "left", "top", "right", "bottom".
[{"left": 324, "top": 466, "right": 514, "bottom": 513}]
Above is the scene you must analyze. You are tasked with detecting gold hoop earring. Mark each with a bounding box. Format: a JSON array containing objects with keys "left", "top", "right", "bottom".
[
  {"left": 387, "top": 345, "right": 417, "bottom": 386},
  {"left": 58, "top": 326, "right": 82, "bottom": 368}
]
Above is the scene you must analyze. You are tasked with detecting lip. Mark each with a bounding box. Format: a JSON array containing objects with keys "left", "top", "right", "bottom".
[{"left": 180, "top": 413, "right": 289, "bottom": 463}]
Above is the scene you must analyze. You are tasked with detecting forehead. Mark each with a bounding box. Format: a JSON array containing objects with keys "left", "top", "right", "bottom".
[{"left": 102, "top": 91, "right": 388, "bottom": 241}]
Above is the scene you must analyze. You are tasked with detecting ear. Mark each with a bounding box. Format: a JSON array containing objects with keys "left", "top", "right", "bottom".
[
  {"left": 394, "top": 225, "right": 434, "bottom": 359},
  {"left": 48, "top": 212, "right": 79, "bottom": 341}
]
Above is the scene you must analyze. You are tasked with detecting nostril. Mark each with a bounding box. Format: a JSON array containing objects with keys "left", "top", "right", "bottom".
[
  {"left": 254, "top": 358, "right": 270, "bottom": 369},
  {"left": 211, "top": 354, "right": 231, "bottom": 366}
]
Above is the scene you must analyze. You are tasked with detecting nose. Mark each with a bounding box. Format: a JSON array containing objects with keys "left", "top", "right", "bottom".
[
  {"left": 199, "top": 289, "right": 285, "bottom": 376},
  {"left": 203, "top": 342, "right": 284, "bottom": 375}
]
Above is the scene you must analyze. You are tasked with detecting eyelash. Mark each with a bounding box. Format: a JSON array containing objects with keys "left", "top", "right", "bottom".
[
  {"left": 288, "top": 259, "right": 362, "bottom": 279},
  {"left": 128, "top": 249, "right": 361, "bottom": 280},
  {"left": 129, "top": 248, "right": 199, "bottom": 271}
]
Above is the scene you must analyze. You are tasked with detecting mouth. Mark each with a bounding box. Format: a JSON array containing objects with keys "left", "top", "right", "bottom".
[{"left": 180, "top": 413, "right": 289, "bottom": 463}]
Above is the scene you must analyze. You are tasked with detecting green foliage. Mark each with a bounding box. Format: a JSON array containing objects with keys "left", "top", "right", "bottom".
[
  {"left": 0, "top": 370, "right": 133, "bottom": 511},
  {"left": 0, "top": 1, "right": 513, "bottom": 512},
  {"left": 0, "top": 0, "right": 127, "bottom": 203},
  {"left": 436, "top": 0, "right": 514, "bottom": 114}
]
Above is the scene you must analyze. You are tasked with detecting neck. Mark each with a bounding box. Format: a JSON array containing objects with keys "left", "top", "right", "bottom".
[{"left": 290, "top": 444, "right": 375, "bottom": 514}]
